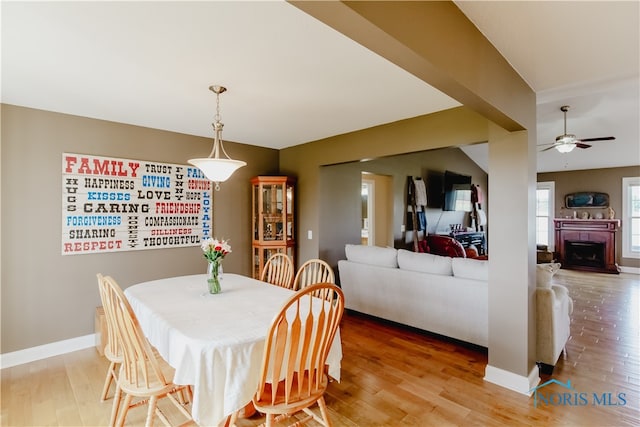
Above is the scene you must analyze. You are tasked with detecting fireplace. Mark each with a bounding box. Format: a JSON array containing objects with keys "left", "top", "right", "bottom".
[
  {"left": 554, "top": 218, "right": 620, "bottom": 274},
  {"left": 565, "top": 240, "right": 605, "bottom": 269}
]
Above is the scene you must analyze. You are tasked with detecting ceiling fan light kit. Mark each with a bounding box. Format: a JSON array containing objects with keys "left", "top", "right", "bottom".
[
  {"left": 555, "top": 141, "right": 576, "bottom": 153},
  {"left": 539, "top": 105, "right": 615, "bottom": 153},
  {"left": 188, "top": 85, "right": 246, "bottom": 191}
]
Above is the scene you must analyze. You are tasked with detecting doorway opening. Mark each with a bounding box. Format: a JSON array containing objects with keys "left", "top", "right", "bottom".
[
  {"left": 361, "top": 172, "right": 393, "bottom": 247},
  {"left": 361, "top": 179, "right": 374, "bottom": 245}
]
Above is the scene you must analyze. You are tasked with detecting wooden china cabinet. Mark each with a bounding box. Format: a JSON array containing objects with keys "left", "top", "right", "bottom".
[{"left": 251, "top": 176, "right": 296, "bottom": 279}]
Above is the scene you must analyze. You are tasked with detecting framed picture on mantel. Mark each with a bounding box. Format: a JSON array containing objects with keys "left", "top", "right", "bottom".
[{"left": 565, "top": 192, "right": 609, "bottom": 208}]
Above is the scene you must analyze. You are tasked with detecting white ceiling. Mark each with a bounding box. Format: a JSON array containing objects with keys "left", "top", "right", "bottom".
[
  {"left": 2, "top": 1, "right": 639, "bottom": 173},
  {"left": 455, "top": 0, "right": 639, "bottom": 173}
]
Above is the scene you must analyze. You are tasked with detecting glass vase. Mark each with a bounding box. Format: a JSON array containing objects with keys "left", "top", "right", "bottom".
[{"left": 207, "top": 260, "right": 222, "bottom": 294}]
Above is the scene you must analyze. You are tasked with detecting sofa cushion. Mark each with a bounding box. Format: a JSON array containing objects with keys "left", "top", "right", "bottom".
[
  {"left": 397, "top": 249, "right": 453, "bottom": 276},
  {"left": 451, "top": 258, "right": 488, "bottom": 281},
  {"left": 536, "top": 262, "right": 561, "bottom": 288},
  {"left": 345, "top": 244, "right": 398, "bottom": 268}
]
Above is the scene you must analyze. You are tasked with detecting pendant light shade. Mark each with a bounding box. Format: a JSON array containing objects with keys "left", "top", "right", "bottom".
[
  {"left": 188, "top": 157, "right": 246, "bottom": 181},
  {"left": 188, "top": 85, "right": 246, "bottom": 190}
]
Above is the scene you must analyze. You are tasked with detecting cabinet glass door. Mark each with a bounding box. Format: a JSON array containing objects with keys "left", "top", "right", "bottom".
[
  {"left": 262, "top": 184, "right": 284, "bottom": 242},
  {"left": 286, "top": 185, "right": 293, "bottom": 241},
  {"left": 253, "top": 245, "right": 294, "bottom": 279}
]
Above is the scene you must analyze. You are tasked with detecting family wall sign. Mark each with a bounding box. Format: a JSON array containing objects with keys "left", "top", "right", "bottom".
[{"left": 62, "top": 153, "right": 212, "bottom": 255}]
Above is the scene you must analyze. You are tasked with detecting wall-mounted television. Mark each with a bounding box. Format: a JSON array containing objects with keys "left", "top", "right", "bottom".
[
  {"left": 443, "top": 170, "right": 472, "bottom": 211},
  {"left": 426, "top": 171, "right": 444, "bottom": 208}
]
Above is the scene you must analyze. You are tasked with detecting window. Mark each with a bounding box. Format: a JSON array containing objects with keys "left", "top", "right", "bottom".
[
  {"left": 622, "top": 177, "right": 640, "bottom": 259},
  {"left": 536, "top": 182, "right": 555, "bottom": 250},
  {"left": 452, "top": 187, "right": 472, "bottom": 212}
]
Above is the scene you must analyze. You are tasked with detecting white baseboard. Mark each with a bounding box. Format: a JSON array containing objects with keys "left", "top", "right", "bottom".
[
  {"left": 619, "top": 266, "right": 640, "bottom": 275},
  {"left": 0, "top": 334, "right": 96, "bottom": 369},
  {"left": 484, "top": 364, "right": 540, "bottom": 396}
]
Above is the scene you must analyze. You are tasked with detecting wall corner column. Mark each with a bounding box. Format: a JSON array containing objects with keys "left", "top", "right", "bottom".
[{"left": 484, "top": 124, "right": 539, "bottom": 395}]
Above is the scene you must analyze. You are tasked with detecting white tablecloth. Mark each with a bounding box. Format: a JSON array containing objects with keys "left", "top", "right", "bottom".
[{"left": 124, "top": 273, "right": 342, "bottom": 426}]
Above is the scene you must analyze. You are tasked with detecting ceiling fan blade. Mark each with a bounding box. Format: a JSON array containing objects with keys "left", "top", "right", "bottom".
[
  {"left": 575, "top": 142, "right": 592, "bottom": 149},
  {"left": 540, "top": 145, "right": 558, "bottom": 152},
  {"left": 578, "top": 136, "right": 615, "bottom": 142}
]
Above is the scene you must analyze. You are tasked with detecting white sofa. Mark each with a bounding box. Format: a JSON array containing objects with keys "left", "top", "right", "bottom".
[
  {"left": 337, "top": 244, "right": 489, "bottom": 347},
  {"left": 536, "top": 263, "right": 573, "bottom": 371}
]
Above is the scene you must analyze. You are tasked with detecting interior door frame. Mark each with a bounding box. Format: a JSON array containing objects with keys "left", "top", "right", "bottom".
[{"left": 362, "top": 177, "right": 375, "bottom": 246}]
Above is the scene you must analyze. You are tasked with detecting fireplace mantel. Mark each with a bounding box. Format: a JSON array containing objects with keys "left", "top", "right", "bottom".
[{"left": 554, "top": 218, "right": 621, "bottom": 274}]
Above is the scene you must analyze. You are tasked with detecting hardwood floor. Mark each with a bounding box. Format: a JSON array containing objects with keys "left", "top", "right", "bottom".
[{"left": 2, "top": 269, "right": 638, "bottom": 426}]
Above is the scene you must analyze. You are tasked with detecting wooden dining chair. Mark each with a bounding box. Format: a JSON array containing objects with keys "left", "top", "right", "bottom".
[
  {"left": 96, "top": 274, "right": 124, "bottom": 425},
  {"left": 261, "top": 253, "right": 295, "bottom": 289},
  {"left": 292, "top": 259, "right": 335, "bottom": 291},
  {"left": 101, "top": 275, "right": 193, "bottom": 427},
  {"left": 251, "top": 282, "right": 345, "bottom": 427}
]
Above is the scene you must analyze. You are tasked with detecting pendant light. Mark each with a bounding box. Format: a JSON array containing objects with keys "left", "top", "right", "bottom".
[{"left": 188, "top": 85, "right": 246, "bottom": 191}]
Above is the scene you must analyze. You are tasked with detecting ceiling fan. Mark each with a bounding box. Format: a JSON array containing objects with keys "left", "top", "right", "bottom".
[{"left": 540, "top": 105, "right": 615, "bottom": 153}]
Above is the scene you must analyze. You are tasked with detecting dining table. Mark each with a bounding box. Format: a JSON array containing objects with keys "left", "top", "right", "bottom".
[{"left": 123, "top": 273, "right": 342, "bottom": 426}]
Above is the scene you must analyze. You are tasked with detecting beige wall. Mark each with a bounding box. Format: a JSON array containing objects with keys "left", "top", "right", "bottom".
[
  {"left": 538, "top": 166, "right": 640, "bottom": 269},
  {"left": 0, "top": 104, "right": 279, "bottom": 353},
  {"left": 487, "top": 127, "right": 537, "bottom": 377}
]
